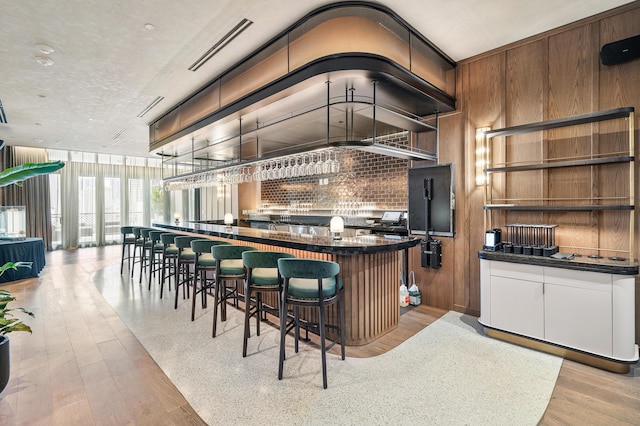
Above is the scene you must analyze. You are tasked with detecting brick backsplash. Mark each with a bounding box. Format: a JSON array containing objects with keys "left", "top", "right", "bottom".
[{"left": 261, "top": 133, "right": 410, "bottom": 212}]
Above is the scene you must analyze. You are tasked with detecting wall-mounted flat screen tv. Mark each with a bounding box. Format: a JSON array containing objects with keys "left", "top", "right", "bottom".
[{"left": 407, "top": 164, "right": 455, "bottom": 237}]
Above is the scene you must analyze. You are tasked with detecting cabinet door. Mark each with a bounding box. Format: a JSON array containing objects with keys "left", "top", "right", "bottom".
[
  {"left": 544, "top": 269, "right": 612, "bottom": 357},
  {"left": 490, "top": 276, "right": 544, "bottom": 339}
]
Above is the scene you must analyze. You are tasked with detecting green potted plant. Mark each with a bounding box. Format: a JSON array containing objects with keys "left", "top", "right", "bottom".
[{"left": 0, "top": 262, "right": 35, "bottom": 393}]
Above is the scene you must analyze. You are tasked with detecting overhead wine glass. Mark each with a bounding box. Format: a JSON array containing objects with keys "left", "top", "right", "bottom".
[
  {"left": 291, "top": 157, "right": 299, "bottom": 177},
  {"left": 299, "top": 155, "right": 308, "bottom": 177},
  {"left": 330, "top": 150, "right": 340, "bottom": 174},
  {"left": 243, "top": 167, "right": 252, "bottom": 182},
  {"left": 315, "top": 152, "right": 325, "bottom": 175},
  {"left": 306, "top": 153, "right": 316, "bottom": 176},
  {"left": 322, "top": 151, "right": 331, "bottom": 174}
]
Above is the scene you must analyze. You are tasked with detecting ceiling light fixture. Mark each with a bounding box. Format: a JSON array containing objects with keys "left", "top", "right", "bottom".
[
  {"left": 35, "top": 56, "right": 54, "bottom": 66},
  {"left": 34, "top": 43, "right": 54, "bottom": 54},
  {"left": 144, "top": 23, "right": 156, "bottom": 30},
  {"left": 137, "top": 96, "right": 165, "bottom": 117},
  {"left": 188, "top": 18, "right": 253, "bottom": 72}
]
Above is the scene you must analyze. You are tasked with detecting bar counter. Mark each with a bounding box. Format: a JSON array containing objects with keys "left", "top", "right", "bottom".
[{"left": 153, "top": 221, "right": 422, "bottom": 345}]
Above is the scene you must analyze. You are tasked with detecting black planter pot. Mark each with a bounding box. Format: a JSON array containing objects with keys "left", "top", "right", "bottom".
[{"left": 0, "top": 336, "right": 9, "bottom": 394}]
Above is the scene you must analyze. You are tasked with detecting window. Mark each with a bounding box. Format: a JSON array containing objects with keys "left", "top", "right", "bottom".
[
  {"left": 128, "top": 178, "right": 144, "bottom": 226},
  {"left": 150, "top": 178, "right": 164, "bottom": 224},
  {"left": 49, "top": 174, "right": 62, "bottom": 249},
  {"left": 78, "top": 176, "right": 96, "bottom": 245},
  {"left": 104, "top": 177, "right": 121, "bottom": 242}
]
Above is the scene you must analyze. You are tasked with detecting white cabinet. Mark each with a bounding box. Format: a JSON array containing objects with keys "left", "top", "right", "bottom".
[
  {"left": 488, "top": 262, "right": 544, "bottom": 339},
  {"left": 479, "top": 258, "right": 638, "bottom": 362},
  {"left": 544, "top": 268, "right": 612, "bottom": 356}
]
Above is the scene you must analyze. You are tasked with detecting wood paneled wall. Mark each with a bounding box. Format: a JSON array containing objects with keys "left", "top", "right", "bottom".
[{"left": 409, "top": 1, "right": 640, "bottom": 342}]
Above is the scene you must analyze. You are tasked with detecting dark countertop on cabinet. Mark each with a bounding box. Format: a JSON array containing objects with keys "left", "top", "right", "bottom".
[
  {"left": 478, "top": 250, "right": 638, "bottom": 275},
  {"left": 153, "top": 222, "right": 421, "bottom": 255}
]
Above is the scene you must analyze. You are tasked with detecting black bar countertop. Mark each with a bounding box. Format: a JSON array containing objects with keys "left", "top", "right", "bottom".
[
  {"left": 153, "top": 221, "right": 421, "bottom": 255},
  {"left": 478, "top": 250, "right": 639, "bottom": 275}
]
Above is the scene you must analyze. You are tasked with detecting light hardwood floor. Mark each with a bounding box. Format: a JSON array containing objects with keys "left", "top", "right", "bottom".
[{"left": 0, "top": 245, "right": 638, "bottom": 425}]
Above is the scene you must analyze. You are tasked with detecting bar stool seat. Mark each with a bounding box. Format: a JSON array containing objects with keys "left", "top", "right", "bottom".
[
  {"left": 241, "top": 251, "right": 295, "bottom": 357},
  {"left": 210, "top": 244, "right": 256, "bottom": 338},
  {"left": 277, "top": 258, "right": 345, "bottom": 389}
]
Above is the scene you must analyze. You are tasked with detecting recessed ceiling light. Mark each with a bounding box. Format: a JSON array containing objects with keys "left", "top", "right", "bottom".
[
  {"left": 144, "top": 23, "right": 156, "bottom": 30},
  {"left": 35, "top": 56, "right": 54, "bottom": 66},
  {"left": 35, "top": 43, "right": 54, "bottom": 54}
]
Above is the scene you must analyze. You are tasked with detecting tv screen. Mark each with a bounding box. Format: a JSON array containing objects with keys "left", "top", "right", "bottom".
[{"left": 407, "top": 164, "right": 455, "bottom": 237}]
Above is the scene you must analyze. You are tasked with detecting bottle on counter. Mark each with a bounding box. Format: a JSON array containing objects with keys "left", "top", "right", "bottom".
[{"left": 408, "top": 271, "right": 421, "bottom": 306}]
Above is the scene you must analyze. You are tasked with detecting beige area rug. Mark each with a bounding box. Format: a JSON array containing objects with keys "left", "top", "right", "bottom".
[{"left": 95, "top": 265, "right": 562, "bottom": 425}]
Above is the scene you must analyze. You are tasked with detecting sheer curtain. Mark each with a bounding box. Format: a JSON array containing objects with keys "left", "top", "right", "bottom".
[
  {"left": 0, "top": 147, "right": 53, "bottom": 249},
  {"left": 50, "top": 151, "right": 163, "bottom": 249}
]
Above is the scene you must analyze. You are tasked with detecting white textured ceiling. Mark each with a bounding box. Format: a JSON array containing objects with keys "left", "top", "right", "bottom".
[{"left": 0, "top": 0, "right": 633, "bottom": 157}]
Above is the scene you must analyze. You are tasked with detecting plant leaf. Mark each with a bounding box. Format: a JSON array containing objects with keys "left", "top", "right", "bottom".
[
  {"left": 0, "top": 161, "right": 65, "bottom": 187},
  {"left": 0, "top": 261, "right": 32, "bottom": 276}
]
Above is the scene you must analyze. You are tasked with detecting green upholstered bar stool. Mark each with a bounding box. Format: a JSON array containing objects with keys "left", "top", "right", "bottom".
[
  {"left": 120, "top": 226, "right": 136, "bottom": 274},
  {"left": 241, "top": 250, "right": 295, "bottom": 357},
  {"left": 210, "top": 244, "right": 256, "bottom": 338},
  {"left": 190, "top": 239, "right": 230, "bottom": 321},
  {"left": 159, "top": 233, "right": 179, "bottom": 298},
  {"left": 130, "top": 226, "right": 148, "bottom": 278},
  {"left": 277, "top": 258, "right": 345, "bottom": 389},
  {"left": 138, "top": 228, "right": 155, "bottom": 284},
  {"left": 173, "top": 236, "right": 201, "bottom": 309},
  {"left": 147, "top": 231, "right": 165, "bottom": 290}
]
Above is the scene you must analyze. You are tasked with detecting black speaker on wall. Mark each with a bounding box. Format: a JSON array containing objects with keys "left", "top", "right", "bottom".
[{"left": 600, "top": 34, "right": 640, "bottom": 66}]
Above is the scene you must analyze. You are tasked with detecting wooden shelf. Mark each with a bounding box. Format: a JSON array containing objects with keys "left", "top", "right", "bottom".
[
  {"left": 484, "top": 205, "right": 634, "bottom": 212},
  {"left": 485, "top": 155, "right": 634, "bottom": 173},
  {"left": 484, "top": 107, "right": 634, "bottom": 139},
  {"left": 483, "top": 107, "right": 635, "bottom": 257}
]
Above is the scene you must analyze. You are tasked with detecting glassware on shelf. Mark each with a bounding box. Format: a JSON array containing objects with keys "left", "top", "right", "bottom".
[
  {"left": 299, "top": 155, "right": 308, "bottom": 177},
  {"left": 315, "top": 152, "right": 325, "bottom": 175},
  {"left": 291, "top": 157, "right": 300, "bottom": 177},
  {"left": 329, "top": 150, "right": 340, "bottom": 173},
  {"left": 306, "top": 153, "right": 316, "bottom": 176}
]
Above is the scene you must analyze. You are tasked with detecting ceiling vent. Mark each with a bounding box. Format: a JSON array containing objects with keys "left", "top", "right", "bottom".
[
  {"left": 0, "top": 98, "right": 7, "bottom": 124},
  {"left": 188, "top": 18, "right": 253, "bottom": 72},
  {"left": 137, "top": 96, "right": 165, "bottom": 118},
  {"left": 111, "top": 128, "right": 126, "bottom": 140}
]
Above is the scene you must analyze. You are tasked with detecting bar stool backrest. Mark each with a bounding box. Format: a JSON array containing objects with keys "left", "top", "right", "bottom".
[
  {"left": 132, "top": 227, "right": 144, "bottom": 239},
  {"left": 242, "top": 251, "right": 295, "bottom": 270},
  {"left": 277, "top": 258, "right": 340, "bottom": 280},
  {"left": 149, "top": 230, "right": 164, "bottom": 243},
  {"left": 211, "top": 244, "right": 256, "bottom": 261},
  {"left": 160, "top": 233, "right": 177, "bottom": 245},
  {"left": 190, "top": 239, "right": 229, "bottom": 254},
  {"left": 120, "top": 226, "right": 135, "bottom": 235},
  {"left": 174, "top": 236, "right": 202, "bottom": 250}
]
